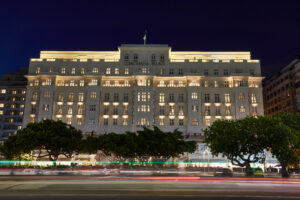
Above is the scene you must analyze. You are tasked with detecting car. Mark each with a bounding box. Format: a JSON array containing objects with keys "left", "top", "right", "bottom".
[
  {"left": 214, "top": 168, "right": 233, "bottom": 177},
  {"left": 253, "top": 168, "right": 264, "bottom": 177}
]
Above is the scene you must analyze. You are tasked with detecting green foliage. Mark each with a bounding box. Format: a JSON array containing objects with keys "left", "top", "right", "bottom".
[
  {"left": 99, "top": 126, "right": 196, "bottom": 160},
  {"left": 264, "top": 113, "right": 300, "bottom": 177},
  {"left": 204, "top": 113, "right": 300, "bottom": 177},
  {"left": 204, "top": 117, "right": 266, "bottom": 176},
  {"left": 1, "top": 120, "right": 82, "bottom": 162},
  {"left": 80, "top": 136, "right": 100, "bottom": 154}
]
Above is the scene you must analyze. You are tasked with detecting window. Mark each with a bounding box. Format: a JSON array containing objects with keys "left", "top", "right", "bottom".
[
  {"left": 124, "top": 54, "right": 129, "bottom": 61},
  {"left": 225, "top": 93, "right": 230, "bottom": 103},
  {"left": 90, "top": 79, "right": 97, "bottom": 86},
  {"left": 81, "top": 68, "right": 85, "bottom": 75},
  {"left": 104, "top": 105, "right": 109, "bottom": 114},
  {"left": 158, "top": 80, "right": 165, "bottom": 87},
  {"left": 80, "top": 80, "right": 85, "bottom": 86},
  {"left": 88, "top": 92, "right": 96, "bottom": 99},
  {"left": 151, "top": 54, "right": 156, "bottom": 61},
  {"left": 204, "top": 81, "right": 209, "bottom": 87},
  {"left": 169, "top": 119, "right": 174, "bottom": 126},
  {"left": 1, "top": 89, "right": 6, "bottom": 94},
  {"left": 178, "top": 81, "right": 184, "bottom": 87},
  {"left": 67, "top": 118, "right": 72, "bottom": 125},
  {"left": 169, "top": 93, "right": 174, "bottom": 102},
  {"left": 44, "top": 91, "right": 51, "bottom": 98},
  {"left": 204, "top": 106, "right": 210, "bottom": 116},
  {"left": 169, "top": 69, "right": 174, "bottom": 75},
  {"left": 178, "top": 94, "right": 184, "bottom": 102},
  {"left": 225, "top": 106, "right": 231, "bottom": 115},
  {"left": 240, "top": 106, "right": 246, "bottom": 113},
  {"left": 169, "top": 106, "right": 175, "bottom": 115},
  {"left": 215, "top": 94, "right": 220, "bottom": 102},
  {"left": 251, "top": 93, "right": 257, "bottom": 103},
  {"left": 104, "top": 118, "right": 108, "bottom": 125},
  {"left": 204, "top": 93, "right": 210, "bottom": 102},
  {"left": 89, "top": 105, "right": 96, "bottom": 111},
  {"left": 179, "top": 119, "right": 184, "bottom": 126},
  {"left": 159, "top": 106, "right": 165, "bottom": 115},
  {"left": 215, "top": 106, "right": 221, "bottom": 115},
  {"left": 76, "top": 93, "right": 83, "bottom": 101},
  {"left": 34, "top": 80, "right": 39, "bottom": 86},
  {"left": 35, "top": 67, "right": 40, "bottom": 74},
  {"left": 214, "top": 81, "right": 218, "bottom": 87},
  {"left": 214, "top": 69, "right": 219, "bottom": 75},
  {"left": 58, "top": 93, "right": 64, "bottom": 101},
  {"left": 159, "top": 93, "right": 165, "bottom": 102},
  {"left": 115, "top": 68, "right": 119, "bottom": 75},
  {"left": 125, "top": 68, "right": 129, "bottom": 75},
  {"left": 70, "top": 80, "right": 75, "bottom": 86},
  {"left": 159, "top": 118, "right": 164, "bottom": 126},
  {"left": 114, "top": 93, "right": 119, "bottom": 102},
  {"left": 238, "top": 92, "right": 245, "bottom": 100},
  {"left": 204, "top": 69, "right": 209, "bottom": 75},
  {"left": 67, "top": 106, "right": 72, "bottom": 114},
  {"left": 169, "top": 81, "right": 174, "bottom": 87},
  {"left": 0, "top": 103, "right": 5, "bottom": 108},
  {"left": 32, "top": 92, "right": 38, "bottom": 101},
  {"left": 113, "top": 106, "right": 118, "bottom": 115},
  {"left": 224, "top": 81, "right": 229, "bottom": 87},
  {"left": 92, "top": 68, "right": 98, "bottom": 73},
  {"left": 250, "top": 69, "right": 255, "bottom": 76},
  {"left": 192, "top": 105, "right": 198, "bottom": 112},
  {"left": 104, "top": 93, "right": 110, "bottom": 101},
  {"left": 77, "top": 119, "right": 83, "bottom": 125},
  {"left": 68, "top": 92, "right": 74, "bottom": 101},
  {"left": 191, "top": 92, "right": 197, "bottom": 99},
  {"left": 237, "top": 80, "right": 243, "bottom": 87},
  {"left": 123, "top": 93, "right": 128, "bottom": 102},
  {"left": 106, "top": 68, "right": 111, "bottom": 75},
  {"left": 122, "top": 119, "right": 128, "bottom": 126},
  {"left": 138, "top": 79, "right": 147, "bottom": 86},
  {"left": 224, "top": 69, "right": 229, "bottom": 75},
  {"left": 192, "top": 119, "right": 199, "bottom": 126},
  {"left": 61, "top": 68, "right": 66, "bottom": 74},
  {"left": 134, "top": 54, "right": 138, "bottom": 61},
  {"left": 71, "top": 68, "right": 75, "bottom": 74},
  {"left": 179, "top": 68, "right": 183, "bottom": 75},
  {"left": 205, "top": 119, "right": 211, "bottom": 126},
  {"left": 77, "top": 105, "right": 83, "bottom": 114},
  {"left": 160, "top": 54, "right": 164, "bottom": 62}
]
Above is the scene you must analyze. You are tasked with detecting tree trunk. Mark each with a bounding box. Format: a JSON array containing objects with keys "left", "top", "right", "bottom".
[
  {"left": 281, "top": 164, "right": 290, "bottom": 178},
  {"left": 245, "top": 162, "right": 253, "bottom": 177}
]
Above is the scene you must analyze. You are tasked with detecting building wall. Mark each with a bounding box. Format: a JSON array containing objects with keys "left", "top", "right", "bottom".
[
  {"left": 23, "top": 44, "right": 264, "bottom": 137},
  {"left": 0, "top": 67, "right": 28, "bottom": 142},
  {"left": 263, "top": 58, "right": 300, "bottom": 116}
]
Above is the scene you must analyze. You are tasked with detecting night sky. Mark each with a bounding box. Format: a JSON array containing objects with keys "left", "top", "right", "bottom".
[{"left": 1, "top": 0, "right": 299, "bottom": 78}]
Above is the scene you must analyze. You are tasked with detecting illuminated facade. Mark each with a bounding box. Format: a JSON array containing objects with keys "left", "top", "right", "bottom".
[
  {"left": 264, "top": 57, "right": 300, "bottom": 116},
  {"left": 23, "top": 44, "right": 264, "bottom": 137},
  {"left": 0, "top": 67, "right": 27, "bottom": 143}
]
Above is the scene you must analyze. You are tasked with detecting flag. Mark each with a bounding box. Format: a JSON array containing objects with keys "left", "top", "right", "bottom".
[{"left": 143, "top": 33, "right": 146, "bottom": 41}]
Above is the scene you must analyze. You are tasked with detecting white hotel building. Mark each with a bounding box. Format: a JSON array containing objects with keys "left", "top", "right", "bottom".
[{"left": 23, "top": 44, "right": 264, "bottom": 139}]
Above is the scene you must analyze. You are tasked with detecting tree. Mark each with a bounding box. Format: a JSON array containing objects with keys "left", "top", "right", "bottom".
[
  {"left": 0, "top": 120, "right": 82, "bottom": 165},
  {"left": 97, "top": 127, "right": 197, "bottom": 162},
  {"left": 204, "top": 117, "right": 266, "bottom": 176},
  {"left": 264, "top": 113, "right": 300, "bottom": 177},
  {"left": 80, "top": 136, "right": 100, "bottom": 154}
]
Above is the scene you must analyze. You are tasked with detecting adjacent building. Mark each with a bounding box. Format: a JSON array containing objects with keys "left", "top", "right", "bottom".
[
  {"left": 263, "top": 57, "right": 300, "bottom": 116},
  {"left": 23, "top": 44, "right": 264, "bottom": 138},
  {"left": 0, "top": 67, "right": 28, "bottom": 143}
]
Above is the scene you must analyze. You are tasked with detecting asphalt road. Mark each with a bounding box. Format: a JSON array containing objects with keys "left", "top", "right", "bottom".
[{"left": 0, "top": 176, "right": 300, "bottom": 200}]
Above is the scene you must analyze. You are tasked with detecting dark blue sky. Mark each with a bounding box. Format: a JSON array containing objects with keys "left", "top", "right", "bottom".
[{"left": 1, "top": 0, "right": 299, "bottom": 78}]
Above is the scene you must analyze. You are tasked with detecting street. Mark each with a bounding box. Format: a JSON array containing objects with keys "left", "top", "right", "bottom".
[{"left": 0, "top": 176, "right": 300, "bottom": 199}]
